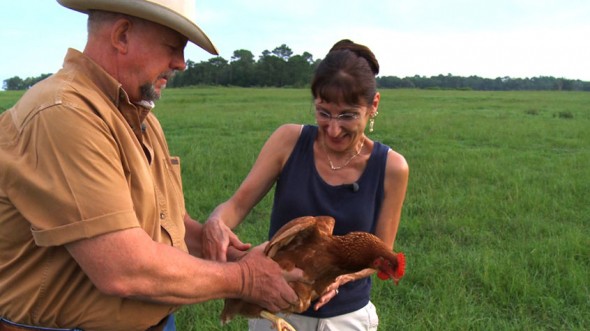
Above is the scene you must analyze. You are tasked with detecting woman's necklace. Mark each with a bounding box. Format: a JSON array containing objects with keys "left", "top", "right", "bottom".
[{"left": 322, "top": 138, "right": 365, "bottom": 171}]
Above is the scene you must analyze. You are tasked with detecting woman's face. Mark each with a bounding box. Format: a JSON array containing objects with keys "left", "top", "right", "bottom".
[{"left": 314, "top": 93, "right": 379, "bottom": 152}]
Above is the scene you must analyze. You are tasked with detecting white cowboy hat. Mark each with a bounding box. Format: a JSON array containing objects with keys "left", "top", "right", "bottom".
[{"left": 57, "top": 0, "right": 219, "bottom": 55}]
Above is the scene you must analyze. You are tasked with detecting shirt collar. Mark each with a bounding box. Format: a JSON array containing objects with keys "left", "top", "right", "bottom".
[{"left": 62, "top": 48, "right": 153, "bottom": 134}]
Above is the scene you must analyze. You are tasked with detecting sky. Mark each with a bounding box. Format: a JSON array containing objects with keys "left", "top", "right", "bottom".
[{"left": 1, "top": 0, "right": 590, "bottom": 87}]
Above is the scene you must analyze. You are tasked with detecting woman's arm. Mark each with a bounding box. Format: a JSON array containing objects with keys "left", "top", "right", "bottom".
[
  {"left": 202, "top": 124, "right": 304, "bottom": 261},
  {"left": 374, "top": 149, "right": 410, "bottom": 249}
]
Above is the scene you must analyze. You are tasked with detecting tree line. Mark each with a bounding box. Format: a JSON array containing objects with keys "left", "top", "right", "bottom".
[
  {"left": 378, "top": 74, "right": 590, "bottom": 91},
  {"left": 3, "top": 74, "right": 52, "bottom": 91},
  {"left": 3, "top": 44, "right": 589, "bottom": 91}
]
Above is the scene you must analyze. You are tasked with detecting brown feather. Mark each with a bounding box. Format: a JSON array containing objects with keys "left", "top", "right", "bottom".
[{"left": 220, "top": 216, "right": 404, "bottom": 324}]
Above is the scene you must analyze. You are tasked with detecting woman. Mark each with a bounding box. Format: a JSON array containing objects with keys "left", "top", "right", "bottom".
[{"left": 202, "top": 39, "right": 409, "bottom": 331}]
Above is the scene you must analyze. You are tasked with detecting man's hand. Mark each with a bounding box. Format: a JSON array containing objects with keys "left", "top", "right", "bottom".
[
  {"left": 202, "top": 218, "right": 250, "bottom": 261},
  {"left": 236, "top": 242, "right": 302, "bottom": 312}
]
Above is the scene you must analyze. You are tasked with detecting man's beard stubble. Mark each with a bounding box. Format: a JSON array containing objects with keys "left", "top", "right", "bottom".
[
  {"left": 139, "top": 71, "right": 176, "bottom": 102},
  {"left": 140, "top": 83, "right": 160, "bottom": 102}
]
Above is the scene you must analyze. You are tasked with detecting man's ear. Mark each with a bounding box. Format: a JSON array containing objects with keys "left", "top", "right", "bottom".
[{"left": 111, "top": 18, "right": 132, "bottom": 54}]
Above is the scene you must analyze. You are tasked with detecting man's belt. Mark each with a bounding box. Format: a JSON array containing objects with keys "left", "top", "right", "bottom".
[{"left": 0, "top": 319, "right": 82, "bottom": 331}]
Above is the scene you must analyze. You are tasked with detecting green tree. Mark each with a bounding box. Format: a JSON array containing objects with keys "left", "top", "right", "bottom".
[
  {"left": 192, "top": 57, "right": 229, "bottom": 85},
  {"left": 3, "top": 76, "right": 25, "bottom": 90},
  {"left": 271, "top": 44, "right": 293, "bottom": 61},
  {"left": 229, "top": 49, "right": 256, "bottom": 86},
  {"left": 257, "top": 49, "right": 287, "bottom": 86},
  {"left": 286, "top": 53, "right": 314, "bottom": 87},
  {"left": 207, "top": 57, "right": 230, "bottom": 85},
  {"left": 3, "top": 73, "right": 51, "bottom": 90}
]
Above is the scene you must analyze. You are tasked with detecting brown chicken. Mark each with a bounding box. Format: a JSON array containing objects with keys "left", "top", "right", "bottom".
[{"left": 221, "top": 215, "right": 406, "bottom": 331}]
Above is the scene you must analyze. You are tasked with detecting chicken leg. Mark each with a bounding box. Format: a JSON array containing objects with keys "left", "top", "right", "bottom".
[{"left": 260, "top": 310, "right": 297, "bottom": 331}]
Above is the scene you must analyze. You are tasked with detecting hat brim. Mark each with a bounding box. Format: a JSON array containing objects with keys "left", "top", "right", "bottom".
[{"left": 58, "top": 0, "right": 219, "bottom": 55}]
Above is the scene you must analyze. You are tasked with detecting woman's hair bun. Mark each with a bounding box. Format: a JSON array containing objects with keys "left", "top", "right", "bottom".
[{"left": 329, "top": 39, "right": 379, "bottom": 75}]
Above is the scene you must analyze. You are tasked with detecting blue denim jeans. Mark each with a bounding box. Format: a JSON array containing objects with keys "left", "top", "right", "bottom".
[{"left": 163, "top": 314, "right": 176, "bottom": 331}]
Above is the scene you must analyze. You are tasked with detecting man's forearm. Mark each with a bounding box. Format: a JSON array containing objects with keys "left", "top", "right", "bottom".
[{"left": 184, "top": 213, "right": 203, "bottom": 257}]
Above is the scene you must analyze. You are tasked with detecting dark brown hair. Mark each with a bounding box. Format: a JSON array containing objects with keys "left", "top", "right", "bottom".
[{"left": 311, "top": 39, "right": 380, "bottom": 106}]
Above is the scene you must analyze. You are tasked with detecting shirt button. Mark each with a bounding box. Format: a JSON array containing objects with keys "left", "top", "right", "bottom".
[{"left": 160, "top": 212, "right": 166, "bottom": 219}]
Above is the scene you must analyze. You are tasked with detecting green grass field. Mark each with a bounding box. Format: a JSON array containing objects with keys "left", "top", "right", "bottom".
[{"left": 1, "top": 88, "right": 588, "bottom": 330}]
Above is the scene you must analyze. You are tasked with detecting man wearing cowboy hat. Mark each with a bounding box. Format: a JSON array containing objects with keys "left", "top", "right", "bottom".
[{"left": 0, "top": 1, "right": 302, "bottom": 330}]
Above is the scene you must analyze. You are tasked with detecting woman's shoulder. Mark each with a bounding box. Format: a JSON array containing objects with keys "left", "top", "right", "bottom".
[
  {"left": 261, "top": 124, "right": 305, "bottom": 153},
  {"left": 270, "top": 124, "right": 306, "bottom": 142},
  {"left": 373, "top": 141, "right": 408, "bottom": 172},
  {"left": 262, "top": 124, "right": 307, "bottom": 168},
  {"left": 385, "top": 148, "right": 409, "bottom": 177},
  {"left": 274, "top": 123, "right": 304, "bottom": 134}
]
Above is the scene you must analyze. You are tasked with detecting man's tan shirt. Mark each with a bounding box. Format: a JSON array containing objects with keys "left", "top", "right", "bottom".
[{"left": 0, "top": 49, "right": 187, "bottom": 330}]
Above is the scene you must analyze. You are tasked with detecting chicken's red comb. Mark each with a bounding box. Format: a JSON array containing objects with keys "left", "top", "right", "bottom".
[{"left": 394, "top": 252, "right": 406, "bottom": 283}]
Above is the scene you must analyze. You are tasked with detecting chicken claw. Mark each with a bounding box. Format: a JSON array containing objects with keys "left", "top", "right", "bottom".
[{"left": 260, "top": 310, "right": 297, "bottom": 331}]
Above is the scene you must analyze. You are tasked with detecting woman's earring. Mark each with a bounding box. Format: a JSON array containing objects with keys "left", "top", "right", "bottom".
[{"left": 369, "top": 111, "right": 378, "bottom": 133}]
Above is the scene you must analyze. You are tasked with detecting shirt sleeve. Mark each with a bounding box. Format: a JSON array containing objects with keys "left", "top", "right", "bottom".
[{"left": 12, "top": 104, "right": 140, "bottom": 246}]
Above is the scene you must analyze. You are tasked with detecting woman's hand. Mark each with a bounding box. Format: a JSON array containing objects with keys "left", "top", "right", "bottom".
[
  {"left": 314, "top": 269, "right": 376, "bottom": 310},
  {"left": 313, "top": 274, "right": 347, "bottom": 310},
  {"left": 201, "top": 218, "right": 251, "bottom": 262}
]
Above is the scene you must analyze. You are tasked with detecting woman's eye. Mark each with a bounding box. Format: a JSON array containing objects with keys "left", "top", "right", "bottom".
[{"left": 340, "top": 113, "right": 357, "bottom": 121}]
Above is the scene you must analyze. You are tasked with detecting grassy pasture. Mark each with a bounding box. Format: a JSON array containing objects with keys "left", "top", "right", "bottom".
[{"left": 1, "top": 88, "right": 588, "bottom": 330}]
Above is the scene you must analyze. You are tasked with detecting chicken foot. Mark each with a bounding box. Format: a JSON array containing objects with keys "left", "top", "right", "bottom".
[{"left": 260, "top": 310, "right": 297, "bottom": 331}]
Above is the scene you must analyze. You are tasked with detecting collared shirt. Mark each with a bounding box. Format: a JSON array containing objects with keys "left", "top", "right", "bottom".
[{"left": 0, "top": 49, "right": 187, "bottom": 330}]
